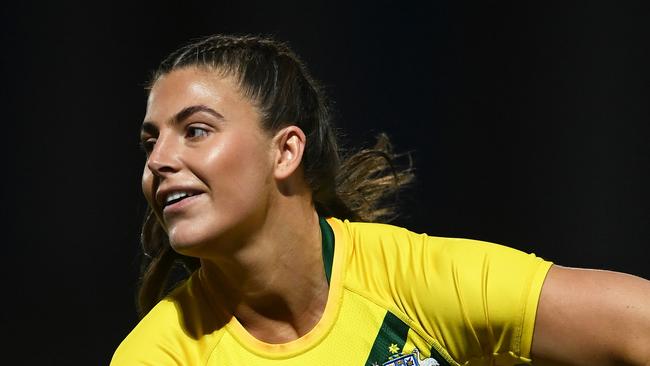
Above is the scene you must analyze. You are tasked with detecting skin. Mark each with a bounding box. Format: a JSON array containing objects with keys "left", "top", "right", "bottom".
[
  {"left": 140, "top": 66, "right": 650, "bottom": 362},
  {"left": 142, "top": 68, "right": 274, "bottom": 256},
  {"left": 141, "top": 66, "right": 328, "bottom": 342},
  {"left": 532, "top": 266, "right": 650, "bottom": 366}
]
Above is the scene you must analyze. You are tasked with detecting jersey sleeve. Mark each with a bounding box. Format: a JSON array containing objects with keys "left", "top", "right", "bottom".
[
  {"left": 419, "top": 235, "right": 552, "bottom": 365},
  {"left": 342, "top": 221, "right": 552, "bottom": 365}
]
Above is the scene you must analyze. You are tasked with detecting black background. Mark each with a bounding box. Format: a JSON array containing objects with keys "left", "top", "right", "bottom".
[{"left": 2, "top": 2, "right": 648, "bottom": 364}]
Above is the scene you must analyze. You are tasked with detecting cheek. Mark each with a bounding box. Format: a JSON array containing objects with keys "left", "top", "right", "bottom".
[
  {"left": 209, "top": 134, "right": 271, "bottom": 178},
  {"left": 141, "top": 168, "right": 168, "bottom": 232},
  {"left": 200, "top": 135, "right": 273, "bottom": 202},
  {"left": 141, "top": 168, "right": 156, "bottom": 206},
  {"left": 229, "top": 138, "right": 272, "bottom": 184}
]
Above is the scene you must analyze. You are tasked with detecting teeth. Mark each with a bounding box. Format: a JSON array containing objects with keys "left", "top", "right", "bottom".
[{"left": 165, "top": 191, "right": 193, "bottom": 205}]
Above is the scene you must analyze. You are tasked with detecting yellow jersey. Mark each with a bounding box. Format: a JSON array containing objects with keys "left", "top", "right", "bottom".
[{"left": 112, "top": 217, "right": 552, "bottom": 365}]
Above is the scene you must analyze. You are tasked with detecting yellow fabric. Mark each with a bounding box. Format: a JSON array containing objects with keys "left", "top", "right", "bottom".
[{"left": 112, "top": 218, "right": 552, "bottom": 365}]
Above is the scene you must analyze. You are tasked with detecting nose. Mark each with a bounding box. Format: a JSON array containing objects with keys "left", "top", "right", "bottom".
[{"left": 146, "top": 134, "right": 182, "bottom": 177}]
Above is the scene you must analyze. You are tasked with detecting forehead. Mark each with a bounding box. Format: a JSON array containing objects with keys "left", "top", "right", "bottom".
[{"left": 144, "top": 67, "right": 250, "bottom": 122}]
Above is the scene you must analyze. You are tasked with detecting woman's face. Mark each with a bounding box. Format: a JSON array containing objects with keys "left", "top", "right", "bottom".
[{"left": 141, "top": 67, "right": 275, "bottom": 257}]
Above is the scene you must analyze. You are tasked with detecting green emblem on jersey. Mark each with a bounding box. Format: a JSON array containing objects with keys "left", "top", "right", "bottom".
[
  {"left": 381, "top": 348, "right": 440, "bottom": 366},
  {"left": 365, "top": 312, "right": 451, "bottom": 366}
]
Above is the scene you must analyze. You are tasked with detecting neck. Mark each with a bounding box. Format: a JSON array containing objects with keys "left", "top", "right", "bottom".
[{"left": 199, "top": 200, "right": 329, "bottom": 343}]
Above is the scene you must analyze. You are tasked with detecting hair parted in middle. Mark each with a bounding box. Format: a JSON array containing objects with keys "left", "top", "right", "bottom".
[{"left": 138, "top": 34, "right": 414, "bottom": 316}]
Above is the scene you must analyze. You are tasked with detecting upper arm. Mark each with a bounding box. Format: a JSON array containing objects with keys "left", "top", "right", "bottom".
[{"left": 531, "top": 265, "right": 650, "bottom": 366}]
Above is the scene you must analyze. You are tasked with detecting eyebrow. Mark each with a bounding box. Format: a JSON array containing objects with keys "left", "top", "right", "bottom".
[{"left": 141, "top": 105, "right": 225, "bottom": 135}]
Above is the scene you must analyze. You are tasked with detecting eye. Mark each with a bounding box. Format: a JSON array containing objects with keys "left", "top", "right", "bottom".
[
  {"left": 139, "top": 138, "right": 156, "bottom": 155},
  {"left": 186, "top": 125, "right": 210, "bottom": 139}
]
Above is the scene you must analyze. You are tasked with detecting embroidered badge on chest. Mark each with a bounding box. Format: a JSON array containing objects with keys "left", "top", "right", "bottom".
[{"left": 375, "top": 347, "right": 440, "bottom": 366}]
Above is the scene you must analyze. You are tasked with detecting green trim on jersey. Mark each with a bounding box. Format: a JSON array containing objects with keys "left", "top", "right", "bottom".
[
  {"left": 319, "top": 216, "right": 335, "bottom": 284},
  {"left": 364, "top": 312, "right": 410, "bottom": 366},
  {"left": 429, "top": 344, "right": 452, "bottom": 366},
  {"left": 364, "top": 312, "right": 452, "bottom": 366}
]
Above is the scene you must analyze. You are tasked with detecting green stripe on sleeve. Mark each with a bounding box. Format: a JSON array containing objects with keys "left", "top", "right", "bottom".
[{"left": 364, "top": 312, "right": 410, "bottom": 366}]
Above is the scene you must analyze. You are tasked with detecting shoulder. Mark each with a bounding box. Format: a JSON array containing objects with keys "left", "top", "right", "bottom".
[
  {"left": 328, "top": 218, "right": 425, "bottom": 256},
  {"left": 111, "top": 297, "right": 185, "bottom": 365},
  {"left": 111, "top": 273, "right": 228, "bottom": 366},
  {"left": 330, "top": 218, "right": 553, "bottom": 363},
  {"left": 330, "top": 217, "right": 549, "bottom": 273}
]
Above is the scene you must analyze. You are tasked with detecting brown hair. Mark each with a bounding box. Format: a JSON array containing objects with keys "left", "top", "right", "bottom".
[{"left": 137, "top": 35, "right": 413, "bottom": 316}]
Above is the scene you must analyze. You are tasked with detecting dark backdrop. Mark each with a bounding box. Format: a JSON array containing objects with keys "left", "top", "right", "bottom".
[{"left": 2, "top": 2, "right": 648, "bottom": 364}]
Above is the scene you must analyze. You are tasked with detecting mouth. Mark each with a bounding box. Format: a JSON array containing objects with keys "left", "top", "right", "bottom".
[
  {"left": 164, "top": 191, "right": 196, "bottom": 207},
  {"left": 157, "top": 189, "right": 203, "bottom": 212}
]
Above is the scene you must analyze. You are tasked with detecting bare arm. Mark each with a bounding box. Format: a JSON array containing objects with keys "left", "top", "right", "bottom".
[{"left": 531, "top": 265, "right": 650, "bottom": 366}]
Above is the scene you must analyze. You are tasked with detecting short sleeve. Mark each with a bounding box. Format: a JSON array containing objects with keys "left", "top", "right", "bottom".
[
  {"left": 415, "top": 236, "right": 553, "bottom": 365},
  {"left": 339, "top": 220, "right": 553, "bottom": 365}
]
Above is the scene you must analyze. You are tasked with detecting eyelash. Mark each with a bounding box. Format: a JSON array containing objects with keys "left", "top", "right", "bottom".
[
  {"left": 186, "top": 125, "right": 209, "bottom": 139},
  {"left": 139, "top": 124, "right": 211, "bottom": 155},
  {"left": 139, "top": 139, "right": 156, "bottom": 155}
]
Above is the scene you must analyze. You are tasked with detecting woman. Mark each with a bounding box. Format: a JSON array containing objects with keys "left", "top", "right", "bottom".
[{"left": 112, "top": 35, "right": 650, "bottom": 365}]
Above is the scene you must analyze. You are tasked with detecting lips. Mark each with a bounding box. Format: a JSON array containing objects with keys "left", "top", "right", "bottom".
[
  {"left": 164, "top": 191, "right": 197, "bottom": 207},
  {"left": 156, "top": 187, "right": 204, "bottom": 211},
  {"left": 163, "top": 194, "right": 202, "bottom": 215}
]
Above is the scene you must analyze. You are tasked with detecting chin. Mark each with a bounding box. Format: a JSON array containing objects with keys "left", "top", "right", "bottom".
[
  {"left": 167, "top": 226, "right": 214, "bottom": 258},
  {"left": 165, "top": 214, "right": 257, "bottom": 258},
  {"left": 167, "top": 220, "right": 239, "bottom": 259}
]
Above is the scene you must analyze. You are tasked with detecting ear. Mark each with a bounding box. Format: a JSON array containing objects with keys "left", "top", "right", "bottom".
[{"left": 272, "top": 125, "right": 306, "bottom": 180}]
